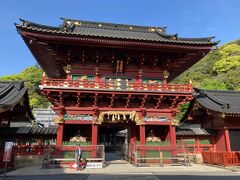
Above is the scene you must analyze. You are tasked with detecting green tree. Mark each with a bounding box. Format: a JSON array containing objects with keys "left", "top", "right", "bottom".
[
  {"left": 174, "top": 102, "right": 190, "bottom": 125},
  {"left": 0, "top": 66, "right": 49, "bottom": 108},
  {"left": 200, "top": 78, "right": 227, "bottom": 90},
  {"left": 214, "top": 56, "right": 240, "bottom": 73},
  {"left": 174, "top": 40, "right": 240, "bottom": 91}
]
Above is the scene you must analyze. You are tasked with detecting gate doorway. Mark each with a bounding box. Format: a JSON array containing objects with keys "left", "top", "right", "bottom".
[{"left": 99, "top": 124, "right": 129, "bottom": 162}]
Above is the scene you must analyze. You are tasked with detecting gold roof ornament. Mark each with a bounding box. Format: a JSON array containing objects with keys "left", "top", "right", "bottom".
[
  {"left": 53, "top": 117, "right": 64, "bottom": 124},
  {"left": 74, "top": 21, "right": 81, "bottom": 26},
  {"left": 63, "top": 64, "right": 71, "bottom": 74},
  {"left": 95, "top": 111, "right": 144, "bottom": 125},
  {"left": 221, "top": 113, "right": 226, "bottom": 118},
  {"left": 189, "top": 79, "right": 193, "bottom": 84},
  {"left": 148, "top": 28, "right": 156, "bottom": 32},
  {"left": 171, "top": 119, "right": 179, "bottom": 126},
  {"left": 163, "top": 70, "right": 170, "bottom": 79}
]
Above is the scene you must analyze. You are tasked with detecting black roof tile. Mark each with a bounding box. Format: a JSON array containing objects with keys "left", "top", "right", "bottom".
[
  {"left": 176, "top": 124, "right": 214, "bottom": 136},
  {"left": 0, "top": 81, "right": 34, "bottom": 121},
  {"left": 17, "top": 127, "right": 31, "bottom": 134},
  {"left": 194, "top": 89, "right": 240, "bottom": 114},
  {"left": 15, "top": 18, "right": 218, "bottom": 45},
  {"left": 52, "top": 128, "right": 57, "bottom": 135},
  {"left": 16, "top": 126, "right": 57, "bottom": 135}
]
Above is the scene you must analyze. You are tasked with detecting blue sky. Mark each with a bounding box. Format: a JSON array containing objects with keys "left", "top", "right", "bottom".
[{"left": 0, "top": 0, "right": 240, "bottom": 76}]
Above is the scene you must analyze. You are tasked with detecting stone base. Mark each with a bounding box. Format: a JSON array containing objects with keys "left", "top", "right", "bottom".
[
  {"left": 194, "top": 153, "right": 203, "bottom": 164},
  {"left": 14, "top": 155, "right": 44, "bottom": 168}
]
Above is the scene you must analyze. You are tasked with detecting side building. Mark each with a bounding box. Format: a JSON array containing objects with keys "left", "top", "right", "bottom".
[
  {"left": 0, "top": 81, "right": 56, "bottom": 168},
  {"left": 0, "top": 81, "right": 33, "bottom": 128},
  {"left": 181, "top": 89, "right": 240, "bottom": 152}
]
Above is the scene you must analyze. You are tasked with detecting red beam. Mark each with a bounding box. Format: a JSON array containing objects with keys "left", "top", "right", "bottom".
[{"left": 54, "top": 106, "right": 177, "bottom": 113}]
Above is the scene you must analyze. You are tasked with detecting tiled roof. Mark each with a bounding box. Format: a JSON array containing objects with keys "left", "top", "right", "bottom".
[
  {"left": 15, "top": 18, "right": 218, "bottom": 45},
  {"left": 16, "top": 126, "right": 57, "bottom": 135},
  {"left": 33, "top": 108, "right": 57, "bottom": 127},
  {"left": 0, "top": 81, "right": 34, "bottom": 121},
  {"left": 176, "top": 124, "right": 214, "bottom": 136},
  {"left": 0, "top": 127, "right": 56, "bottom": 136},
  {"left": 0, "top": 81, "right": 26, "bottom": 109},
  {"left": 195, "top": 89, "right": 240, "bottom": 114}
]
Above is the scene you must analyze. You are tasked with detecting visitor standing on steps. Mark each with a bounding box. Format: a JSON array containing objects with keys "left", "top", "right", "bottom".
[{"left": 75, "top": 146, "right": 82, "bottom": 170}]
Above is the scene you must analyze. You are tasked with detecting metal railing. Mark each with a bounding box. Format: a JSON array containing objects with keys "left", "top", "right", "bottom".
[
  {"left": 128, "top": 145, "right": 191, "bottom": 167},
  {"left": 183, "top": 144, "right": 215, "bottom": 154},
  {"left": 42, "top": 145, "right": 105, "bottom": 168}
]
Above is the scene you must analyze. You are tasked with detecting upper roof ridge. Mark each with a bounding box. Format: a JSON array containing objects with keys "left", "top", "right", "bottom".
[
  {"left": 15, "top": 18, "right": 219, "bottom": 45},
  {"left": 18, "top": 19, "right": 60, "bottom": 30},
  {"left": 60, "top": 17, "right": 167, "bottom": 33}
]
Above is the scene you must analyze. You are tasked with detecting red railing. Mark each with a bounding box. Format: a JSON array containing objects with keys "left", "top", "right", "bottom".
[
  {"left": 202, "top": 151, "right": 240, "bottom": 166},
  {"left": 0, "top": 145, "right": 45, "bottom": 168},
  {"left": 0, "top": 145, "right": 105, "bottom": 168},
  {"left": 41, "top": 78, "right": 192, "bottom": 92}
]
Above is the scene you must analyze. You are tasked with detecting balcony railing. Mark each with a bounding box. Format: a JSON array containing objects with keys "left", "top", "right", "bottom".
[{"left": 41, "top": 78, "right": 193, "bottom": 92}]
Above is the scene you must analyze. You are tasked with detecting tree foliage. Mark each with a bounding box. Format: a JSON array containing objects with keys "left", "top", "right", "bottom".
[
  {"left": 174, "top": 102, "right": 190, "bottom": 125},
  {"left": 214, "top": 56, "right": 240, "bottom": 73},
  {"left": 174, "top": 40, "right": 240, "bottom": 91},
  {"left": 0, "top": 66, "right": 49, "bottom": 108}
]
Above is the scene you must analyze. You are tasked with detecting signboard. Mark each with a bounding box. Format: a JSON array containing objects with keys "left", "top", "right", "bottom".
[
  {"left": 3, "top": 142, "right": 13, "bottom": 162},
  {"left": 86, "top": 162, "right": 103, "bottom": 169},
  {"left": 144, "top": 116, "right": 169, "bottom": 122}
]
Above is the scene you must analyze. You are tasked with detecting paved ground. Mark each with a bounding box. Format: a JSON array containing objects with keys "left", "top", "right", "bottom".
[
  {"left": 3, "top": 174, "right": 240, "bottom": 180},
  {"left": 2, "top": 163, "right": 240, "bottom": 180}
]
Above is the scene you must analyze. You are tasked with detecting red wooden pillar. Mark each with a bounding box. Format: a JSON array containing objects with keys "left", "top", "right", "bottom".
[
  {"left": 56, "top": 123, "right": 64, "bottom": 146},
  {"left": 212, "top": 137, "right": 217, "bottom": 152},
  {"left": 139, "top": 125, "right": 146, "bottom": 161},
  {"left": 195, "top": 138, "right": 200, "bottom": 153},
  {"left": 162, "top": 78, "right": 167, "bottom": 89},
  {"left": 130, "top": 123, "right": 137, "bottom": 145},
  {"left": 224, "top": 129, "right": 231, "bottom": 152},
  {"left": 169, "top": 125, "right": 176, "bottom": 148},
  {"left": 170, "top": 125, "right": 177, "bottom": 157},
  {"left": 139, "top": 125, "right": 145, "bottom": 145},
  {"left": 216, "top": 130, "right": 228, "bottom": 151},
  {"left": 166, "top": 126, "right": 171, "bottom": 141},
  {"left": 91, "top": 124, "right": 98, "bottom": 145},
  {"left": 91, "top": 124, "right": 98, "bottom": 158}
]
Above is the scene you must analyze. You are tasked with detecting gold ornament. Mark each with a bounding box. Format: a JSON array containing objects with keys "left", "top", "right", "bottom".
[
  {"left": 53, "top": 117, "right": 64, "bottom": 124},
  {"left": 94, "top": 111, "right": 144, "bottom": 125}
]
